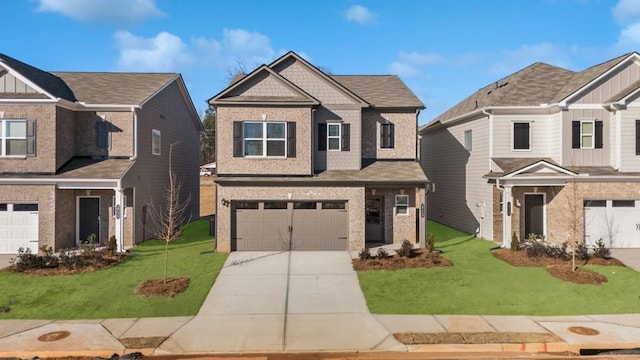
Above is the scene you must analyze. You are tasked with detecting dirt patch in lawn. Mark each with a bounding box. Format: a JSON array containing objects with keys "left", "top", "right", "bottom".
[
  {"left": 394, "top": 332, "right": 564, "bottom": 344},
  {"left": 493, "top": 249, "right": 621, "bottom": 285},
  {"left": 120, "top": 336, "right": 167, "bottom": 348},
  {"left": 134, "top": 277, "right": 189, "bottom": 297},
  {"left": 352, "top": 249, "right": 452, "bottom": 271}
]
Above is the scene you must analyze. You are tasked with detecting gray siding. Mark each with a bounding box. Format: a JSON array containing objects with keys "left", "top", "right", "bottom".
[
  {"left": 123, "top": 81, "right": 200, "bottom": 244},
  {"left": 492, "top": 113, "right": 560, "bottom": 161},
  {"left": 620, "top": 106, "right": 640, "bottom": 171},
  {"left": 561, "top": 109, "right": 611, "bottom": 166},
  {"left": 573, "top": 61, "right": 640, "bottom": 104},
  {"left": 0, "top": 72, "right": 39, "bottom": 94},
  {"left": 421, "top": 115, "right": 493, "bottom": 239}
]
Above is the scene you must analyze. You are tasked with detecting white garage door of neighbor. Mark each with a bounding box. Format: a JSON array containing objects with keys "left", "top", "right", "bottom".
[
  {"left": 584, "top": 200, "right": 640, "bottom": 248},
  {"left": 0, "top": 204, "right": 39, "bottom": 254}
]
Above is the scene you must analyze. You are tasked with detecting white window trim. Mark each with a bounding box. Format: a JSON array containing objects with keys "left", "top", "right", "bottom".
[
  {"left": 0, "top": 119, "right": 27, "bottom": 157},
  {"left": 243, "top": 121, "right": 287, "bottom": 158},
  {"left": 580, "top": 119, "right": 595, "bottom": 149},
  {"left": 395, "top": 194, "right": 409, "bottom": 216},
  {"left": 151, "top": 129, "right": 161, "bottom": 155},
  {"left": 464, "top": 129, "right": 472, "bottom": 151},
  {"left": 327, "top": 123, "right": 341, "bottom": 151},
  {"left": 511, "top": 121, "right": 532, "bottom": 152}
]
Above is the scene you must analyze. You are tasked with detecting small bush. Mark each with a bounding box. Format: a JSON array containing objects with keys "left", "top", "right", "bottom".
[
  {"left": 376, "top": 248, "right": 389, "bottom": 259},
  {"left": 397, "top": 239, "right": 415, "bottom": 258},
  {"left": 545, "top": 243, "right": 570, "bottom": 261},
  {"left": 510, "top": 232, "right": 519, "bottom": 251},
  {"left": 358, "top": 247, "right": 371, "bottom": 261},
  {"left": 523, "top": 240, "right": 546, "bottom": 258},
  {"left": 426, "top": 232, "right": 435, "bottom": 252},
  {"left": 592, "top": 238, "right": 610, "bottom": 259},
  {"left": 574, "top": 241, "right": 590, "bottom": 261}
]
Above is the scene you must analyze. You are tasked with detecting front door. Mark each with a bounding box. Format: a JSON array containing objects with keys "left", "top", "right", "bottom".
[
  {"left": 365, "top": 197, "right": 384, "bottom": 243},
  {"left": 524, "top": 194, "right": 544, "bottom": 239},
  {"left": 78, "top": 197, "right": 100, "bottom": 244}
]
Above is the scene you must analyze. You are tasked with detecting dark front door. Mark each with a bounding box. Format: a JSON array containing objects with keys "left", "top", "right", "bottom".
[
  {"left": 365, "top": 196, "right": 384, "bottom": 243},
  {"left": 524, "top": 194, "right": 544, "bottom": 238},
  {"left": 78, "top": 197, "right": 100, "bottom": 244}
]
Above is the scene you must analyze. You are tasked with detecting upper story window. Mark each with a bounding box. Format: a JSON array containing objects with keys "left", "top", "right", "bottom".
[
  {"left": 512, "top": 122, "right": 530, "bottom": 151},
  {"left": 395, "top": 194, "right": 409, "bottom": 215},
  {"left": 572, "top": 120, "right": 602, "bottom": 149},
  {"left": 152, "top": 129, "right": 161, "bottom": 155},
  {"left": 318, "top": 122, "right": 350, "bottom": 152},
  {"left": 381, "top": 123, "right": 395, "bottom": 148},
  {"left": 233, "top": 121, "right": 296, "bottom": 158},
  {"left": 464, "top": 129, "right": 472, "bottom": 151},
  {"left": 1, "top": 119, "right": 35, "bottom": 157}
]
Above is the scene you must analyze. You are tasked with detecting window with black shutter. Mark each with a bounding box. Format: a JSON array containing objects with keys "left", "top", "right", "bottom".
[
  {"left": 318, "top": 123, "right": 327, "bottom": 151},
  {"left": 341, "top": 123, "right": 350, "bottom": 151},
  {"left": 381, "top": 123, "right": 394, "bottom": 148},
  {"left": 572, "top": 120, "right": 603, "bottom": 149},
  {"left": 513, "top": 122, "right": 530, "bottom": 150}
]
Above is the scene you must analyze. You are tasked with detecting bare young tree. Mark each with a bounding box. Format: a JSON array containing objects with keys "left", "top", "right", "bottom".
[{"left": 150, "top": 142, "right": 192, "bottom": 283}]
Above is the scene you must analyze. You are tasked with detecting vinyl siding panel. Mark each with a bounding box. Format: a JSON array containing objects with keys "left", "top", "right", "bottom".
[
  {"left": 561, "top": 109, "right": 611, "bottom": 166},
  {"left": 123, "top": 81, "right": 200, "bottom": 244},
  {"left": 573, "top": 61, "right": 640, "bottom": 104},
  {"left": 0, "top": 72, "right": 39, "bottom": 94},
  {"left": 421, "top": 115, "right": 492, "bottom": 239},
  {"left": 492, "top": 113, "right": 557, "bottom": 160},
  {"left": 620, "top": 106, "right": 640, "bottom": 171}
]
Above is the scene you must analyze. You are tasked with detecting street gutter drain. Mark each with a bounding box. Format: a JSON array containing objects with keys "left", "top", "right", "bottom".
[
  {"left": 37, "top": 331, "right": 71, "bottom": 342},
  {"left": 568, "top": 326, "right": 600, "bottom": 336}
]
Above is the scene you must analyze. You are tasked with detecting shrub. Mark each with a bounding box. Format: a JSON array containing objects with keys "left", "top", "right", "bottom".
[
  {"left": 592, "top": 238, "right": 611, "bottom": 259},
  {"left": 510, "top": 232, "right": 519, "bottom": 251},
  {"left": 523, "top": 239, "right": 546, "bottom": 258},
  {"left": 397, "top": 239, "right": 415, "bottom": 258},
  {"left": 426, "top": 232, "right": 435, "bottom": 252},
  {"left": 545, "top": 243, "right": 570, "bottom": 260},
  {"left": 376, "top": 248, "right": 389, "bottom": 259},
  {"left": 574, "top": 241, "right": 590, "bottom": 261},
  {"left": 358, "top": 247, "right": 371, "bottom": 261}
]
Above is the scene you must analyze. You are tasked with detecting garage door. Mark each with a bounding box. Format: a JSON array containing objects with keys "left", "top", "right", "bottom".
[
  {"left": 0, "top": 203, "right": 39, "bottom": 254},
  {"left": 584, "top": 199, "right": 640, "bottom": 248},
  {"left": 232, "top": 200, "right": 348, "bottom": 251}
]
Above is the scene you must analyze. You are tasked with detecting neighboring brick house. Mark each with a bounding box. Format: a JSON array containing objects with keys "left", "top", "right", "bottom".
[
  {"left": 420, "top": 52, "right": 640, "bottom": 248},
  {"left": 0, "top": 54, "right": 202, "bottom": 254},
  {"left": 209, "top": 51, "right": 427, "bottom": 252}
]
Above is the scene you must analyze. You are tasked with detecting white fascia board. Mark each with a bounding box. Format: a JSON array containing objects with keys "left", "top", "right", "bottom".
[
  {"left": 0, "top": 177, "right": 119, "bottom": 188},
  {"left": 79, "top": 103, "right": 140, "bottom": 111},
  {"left": 566, "top": 103, "right": 607, "bottom": 110},
  {"left": 0, "top": 63, "right": 57, "bottom": 100},
  {"left": 504, "top": 161, "right": 577, "bottom": 178}
]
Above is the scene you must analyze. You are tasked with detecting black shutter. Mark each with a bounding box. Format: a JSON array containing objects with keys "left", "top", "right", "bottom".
[
  {"left": 389, "top": 123, "right": 395, "bottom": 148},
  {"left": 287, "top": 122, "right": 296, "bottom": 158},
  {"left": 96, "top": 120, "right": 108, "bottom": 149},
  {"left": 26, "top": 120, "right": 36, "bottom": 157},
  {"left": 233, "top": 121, "right": 243, "bottom": 157},
  {"left": 572, "top": 121, "right": 580, "bottom": 149},
  {"left": 636, "top": 120, "right": 640, "bottom": 155},
  {"left": 341, "top": 123, "right": 350, "bottom": 151},
  {"left": 318, "top": 123, "right": 327, "bottom": 151},
  {"left": 595, "top": 121, "right": 603, "bottom": 149}
]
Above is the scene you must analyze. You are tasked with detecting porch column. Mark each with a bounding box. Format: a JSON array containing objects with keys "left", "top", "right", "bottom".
[
  {"left": 114, "top": 188, "right": 125, "bottom": 252},
  {"left": 418, "top": 186, "right": 427, "bottom": 248},
  {"left": 502, "top": 185, "right": 512, "bottom": 248}
]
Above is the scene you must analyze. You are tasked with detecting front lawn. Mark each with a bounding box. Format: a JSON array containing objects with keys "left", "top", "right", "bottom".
[
  {"left": 358, "top": 221, "right": 640, "bottom": 315},
  {"left": 0, "top": 219, "right": 227, "bottom": 319}
]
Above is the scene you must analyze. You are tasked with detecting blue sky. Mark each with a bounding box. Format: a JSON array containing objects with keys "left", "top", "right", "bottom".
[{"left": 3, "top": 0, "right": 640, "bottom": 123}]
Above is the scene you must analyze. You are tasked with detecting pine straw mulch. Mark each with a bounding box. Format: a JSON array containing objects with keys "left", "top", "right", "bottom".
[
  {"left": 394, "top": 331, "right": 564, "bottom": 344},
  {"left": 134, "top": 277, "right": 190, "bottom": 297},
  {"left": 352, "top": 249, "right": 453, "bottom": 271},
  {"left": 493, "top": 248, "right": 624, "bottom": 285}
]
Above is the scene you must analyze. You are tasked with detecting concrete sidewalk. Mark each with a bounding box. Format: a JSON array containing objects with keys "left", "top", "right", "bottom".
[{"left": 2, "top": 251, "right": 640, "bottom": 357}]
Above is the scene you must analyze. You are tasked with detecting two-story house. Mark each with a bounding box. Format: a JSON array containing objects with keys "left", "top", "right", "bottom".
[
  {"left": 0, "top": 53, "right": 202, "bottom": 254},
  {"left": 209, "top": 51, "right": 427, "bottom": 252},
  {"left": 421, "top": 52, "right": 640, "bottom": 249}
]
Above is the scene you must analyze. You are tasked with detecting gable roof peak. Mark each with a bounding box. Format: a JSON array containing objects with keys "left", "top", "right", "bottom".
[{"left": 0, "top": 53, "right": 77, "bottom": 102}]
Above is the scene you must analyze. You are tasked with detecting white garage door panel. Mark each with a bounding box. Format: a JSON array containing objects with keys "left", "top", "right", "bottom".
[
  {"left": 585, "top": 200, "right": 640, "bottom": 248},
  {"left": 0, "top": 210, "right": 39, "bottom": 254}
]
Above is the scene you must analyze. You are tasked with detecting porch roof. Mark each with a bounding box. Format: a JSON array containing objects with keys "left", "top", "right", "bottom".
[
  {"left": 486, "top": 157, "right": 640, "bottom": 178},
  {"left": 215, "top": 160, "right": 428, "bottom": 186},
  {"left": 55, "top": 158, "right": 134, "bottom": 179}
]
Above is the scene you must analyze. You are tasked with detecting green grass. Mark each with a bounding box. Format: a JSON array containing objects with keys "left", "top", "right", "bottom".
[
  {"left": 358, "top": 221, "right": 640, "bottom": 315},
  {"left": 0, "top": 220, "right": 227, "bottom": 319}
]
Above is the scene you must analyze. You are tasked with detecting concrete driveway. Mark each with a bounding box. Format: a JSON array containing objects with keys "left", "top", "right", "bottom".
[
  {"left": 610, "top": 249, "right": 640, "bottom": 271},
  {"left": 160, "top": 251, "right": 401, "bottom": 354},
  {"left": 0, "top": 254, "right": 13, "bottom": 270}
]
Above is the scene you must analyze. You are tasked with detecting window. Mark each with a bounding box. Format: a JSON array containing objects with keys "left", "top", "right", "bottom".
[
  {"left": 327, "top": 123, "right": 341, "bottom": 151},
  {"left": 264, "top": 201, "right": 288, "bottom": 209},
  {"left": 235, "top": 201, "right": 259, "bottom": 210},
  {"left": 612, "top": 200, "right": 635, "bottom": 207},
  {"left": 294, "top": 202, "right": 317, "bottom": 209},
  {"left": 464, "top": 129, "right": 472, "bottom": 151},
  {"left": 381, "top": 123, "right": 395, "bottom": 148},
  {"left": 321, "top": 201, "right": 346, "bottom": 209},
  {"left": 151, "top": 129, "right": 161, "bottom": 155},
  {"left": 395, "top": 195, "right": 409, "bottom": 215},
  {"left": 13, "top": 204, "right": 38, "bottom": 212},
  {"left": 584, "top": 200, "right": 606, "bottom": 207},
  {"left": 572, "top": 120, "right": 603, "bottom": 149},
  {"left": 0, "top": 119, "right": 35, "bottom": 157},
  {"left": 513, "top": 122, "right": 530, "bottom": 150},
  {"left": 242, "top": 122, "right": 286, "bottom": 157},
  {"left": 499, "top": 192, "right": 504, "bottom": 213},
  {"left": 0, "top": 204, "right": 6, "bottom": 211}
]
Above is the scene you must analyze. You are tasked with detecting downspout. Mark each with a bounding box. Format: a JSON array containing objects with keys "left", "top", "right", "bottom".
[
  {"left": 416, "top": 109, "right": 422, "bottom": 161},
  {"left": 311, "top": 107, "right": 317, "bottom": 174},
  {"left": 130, "top": 106, "right": 139, "bottom": 160},
  {"left": 615, "top": 106, "right": 622, "bottom": 171},
  {"left": 482, "top": 109, "right": 493, "bottom": 172}
]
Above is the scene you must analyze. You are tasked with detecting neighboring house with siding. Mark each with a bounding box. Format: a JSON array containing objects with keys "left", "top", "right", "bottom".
[
  {"left": 209, "top": 51, "right": 427, "bottom": 252},
  {"left": 420, "top": 52, "right": 640, "bottom": 248},
  {"left": 0, "top": 53, "right": 202, "bottom": 254}
]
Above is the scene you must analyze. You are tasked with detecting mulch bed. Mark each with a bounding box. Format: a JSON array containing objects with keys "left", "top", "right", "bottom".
[
  {"left": 352, "top": 249, "right": 452, "bottom": 271},
  {"left": 493, "top": 248, "right": 622, "bottom": 285},
  {"left": 134, "top": 277, "right": 190, "bottom": 297},
  {"left": 394, "top": 332, "right": 564, "bottom": 344},
  {"left": 120, "top": 337, "right": 167, "bottom": 348},
  {"left": 7, "top": 253, "right": 129, "bottom": 276}
]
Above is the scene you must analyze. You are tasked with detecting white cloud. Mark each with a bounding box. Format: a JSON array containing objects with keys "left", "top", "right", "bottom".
[
  {"left": 398, "top": 51, "right": 443, "bottom": 66},
  {"left": 114, "top": 28, "right": 276, "bottom": 73},
  {"left": 613, "top": 0, "right": 640, "bottom": 25},
  {"left": 36, "top": 0, "right": 164, "bottom": 24},
  {"left": 345, "top": 5, "right": 376, "bottom": 25},
  {"left": 489, "top": 43, "right": 573, "bottom": 75},
  {"left": 389, "top": 62, "right": 421, "bottom": 78},
  {"left": 389, "top": 51, "right": 443, "bottom": 78}
]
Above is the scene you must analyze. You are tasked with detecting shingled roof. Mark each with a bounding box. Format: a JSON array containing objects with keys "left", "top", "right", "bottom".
[
  {"left": 0, "top": 53, "right": 76, "bottom": 102},
  {"left": 331, "top": 75, "right": 424, "bottom": 108},
  {"left": 430, "top": 52, "right": 636, "bottom": 125}
]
